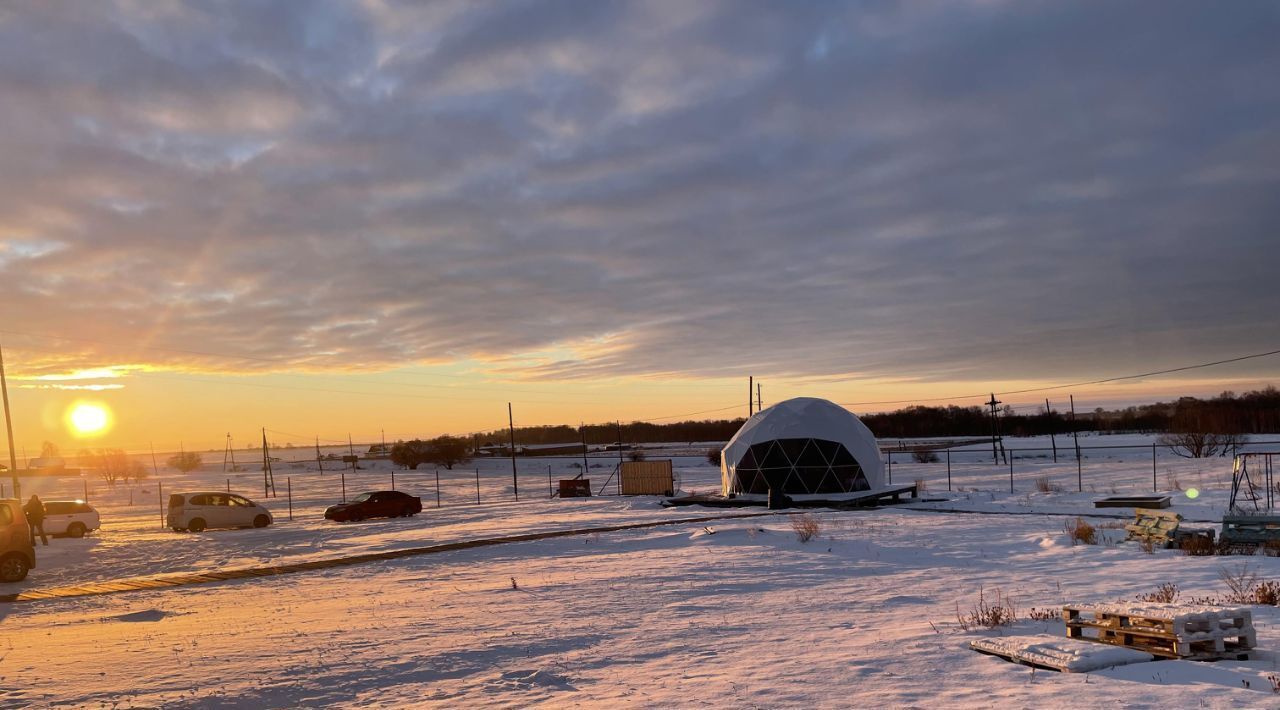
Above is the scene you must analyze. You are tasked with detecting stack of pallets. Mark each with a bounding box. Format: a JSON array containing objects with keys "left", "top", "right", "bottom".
[{"left": 1063, "top": 603, "right": 1255, "bottom": 661}]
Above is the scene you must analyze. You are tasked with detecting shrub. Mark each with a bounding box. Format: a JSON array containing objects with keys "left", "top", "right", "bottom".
[
  {"left": 1180, "top": 535, "right": 1218, "bottom": 556},
  {"left": 1063, "top": 517, "right": 1096, "bottom": 546},
  {"left": 1026, "top": 607, "right": 1059, "bottom": 621},
  {"left": 706, "top": 447, "right": 721, "bottom": 465},
  {"left": 956, "top": 587, "right": 1017, "bottom": 630},
  {"left": 790, "top": 513, "right": 821, "bottom": 543},
  {"left": 1221, "top": 562, "right": 1259, "bottom": 604},
  {"left": 1137, "top": 582, "right": 1180, "bottom": 604},
  {"left": 166, "top": 451, "right": 203, "bottom": 473},
  {"left": 1255, "top": 581, "right": 1280, "bottom": 606},
  {"left": 1035, "top": 476, "right": 1063, "bottom": 493},
  {"left": 912, "top": 450, "right": 939, "bottom": 463}
]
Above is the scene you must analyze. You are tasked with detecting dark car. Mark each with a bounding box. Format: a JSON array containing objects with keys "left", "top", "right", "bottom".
[{"left": 324, "top": 490, "right": 422, "bottom": 522}]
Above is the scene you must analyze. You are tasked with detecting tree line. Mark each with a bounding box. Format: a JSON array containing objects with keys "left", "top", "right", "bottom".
[{"left": 476, "top": 386, "right": 1280, "bottom": 444}]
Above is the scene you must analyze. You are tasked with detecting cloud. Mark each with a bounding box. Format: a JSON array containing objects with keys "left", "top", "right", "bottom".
[{"left": 0, "top": 0, "right": 1277, "bottom": 385}]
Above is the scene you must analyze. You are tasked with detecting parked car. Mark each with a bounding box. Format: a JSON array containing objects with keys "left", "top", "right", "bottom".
[
  {"left": 167, "top": 492, "right": 272, "bottom": 532},
  {"left": 43, "top": 500, "right": 100, "bottom": 538},
  {"left": 325, "top": 490, "right": 422, "bottom": 522},
  {"left": 0, "top": 499, "right": 35, "bottom": 582}
]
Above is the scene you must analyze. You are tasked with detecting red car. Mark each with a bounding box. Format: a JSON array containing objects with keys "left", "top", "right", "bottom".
[{"left": 324, "top": 490, "right": 422, "bottom": 522}]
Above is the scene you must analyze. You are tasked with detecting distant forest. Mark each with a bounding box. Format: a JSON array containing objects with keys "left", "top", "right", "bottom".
[{"left": 477, "top": 387, "right": 1280, "bottom": 445}]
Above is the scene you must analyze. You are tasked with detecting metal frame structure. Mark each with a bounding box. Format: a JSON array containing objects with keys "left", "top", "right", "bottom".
[{"left": 1228, "top": 452, "right": 1278, "bottom": 513}]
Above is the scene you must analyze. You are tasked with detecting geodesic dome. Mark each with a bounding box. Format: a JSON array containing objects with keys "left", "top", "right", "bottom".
[{"left": 720, "top": 397, "right": 885, "bottom": 496}]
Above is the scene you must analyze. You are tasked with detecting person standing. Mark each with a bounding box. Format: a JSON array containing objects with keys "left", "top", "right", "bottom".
[{"left": 24, "top": 494, "right": 47, "bottom": 546}]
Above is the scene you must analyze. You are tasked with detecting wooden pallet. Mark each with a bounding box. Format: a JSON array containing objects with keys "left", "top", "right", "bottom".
[
  {"left": 1064, "top": 604, "right": 1254, "bottom": 660},
  {"left": 1124, "top": 508, "right": 1183, "bottom": 548}
]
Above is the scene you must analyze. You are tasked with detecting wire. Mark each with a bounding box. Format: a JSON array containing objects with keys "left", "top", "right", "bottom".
[{"left": 835, "top": 347, "right": 1280, "bottom": 409}]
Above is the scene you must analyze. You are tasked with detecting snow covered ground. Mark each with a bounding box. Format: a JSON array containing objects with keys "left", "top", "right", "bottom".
[{"left": 5, "top": 434, "right": 1280, "bottom": 707}]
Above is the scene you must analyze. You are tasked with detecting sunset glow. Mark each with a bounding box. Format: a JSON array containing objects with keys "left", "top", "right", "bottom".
[{"left": 66, "top": 401, "right": 112, "bottom": 437}]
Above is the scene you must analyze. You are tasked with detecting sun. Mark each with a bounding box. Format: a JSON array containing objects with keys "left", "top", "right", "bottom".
[{"left": 66, "top": 402, "right": 112, "bottom": 437}]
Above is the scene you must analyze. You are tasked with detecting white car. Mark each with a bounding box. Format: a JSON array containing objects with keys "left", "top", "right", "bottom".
[
  {"left": 43, "top": 500, "right": 100, "bottom": 538},
  {"left": 167, "top": 492, "right": 273, "bottom": 532}
]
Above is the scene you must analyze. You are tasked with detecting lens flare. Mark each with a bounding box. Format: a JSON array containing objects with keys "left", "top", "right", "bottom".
[
  {"left": 66, "top": 402, "right": 112, "bottom": 437},
  {"left": 1186, "top": 488, "right": 1200, "bottom": 499}
]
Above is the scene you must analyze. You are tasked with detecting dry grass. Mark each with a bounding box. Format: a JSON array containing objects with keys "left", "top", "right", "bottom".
[
  {"left": 1179, "top": 534, "right": 1218, "bottom": 556},
  {"left": 1063, "top": 517, "right": 1096, "bottom": 546},
  {"left": 956, "top": 587, "right": 1017, "bottom": 631},
  {"left": 1136, "top": 582, "right": 1180, "bottom": 604},
  {"left": 1035, "top": 476, "right": 1064, "bottom": 493},
  {"left": 1026, "top": 607, "right": 1059, "bottom": 621},
  {"left": 790, "top": 513, "right": 822, "bottom": 543}
]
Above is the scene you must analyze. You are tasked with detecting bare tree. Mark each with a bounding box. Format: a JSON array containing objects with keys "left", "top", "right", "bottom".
[
  {"left": 1158, "top": 431, "right": 1239, "bottom": 458},
  {"left": 167, "top": 451, "right": 203, "bottom": 472},
  {"left": 82, "top": 448, "right": 138, "bottom": 486},
  {"left": 390, "top": 440, "right": 431, "bottom": 470}
]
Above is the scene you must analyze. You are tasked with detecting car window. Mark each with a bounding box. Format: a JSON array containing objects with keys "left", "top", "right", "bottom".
[
  {"left": 189, "top": 494, "right": 210, "bottom": 506},
  {"left": 352, "top": 493, "right": 372, "bottom": 503},
  {"left": 229, "top": 495, "right": 253, "bottom": 507},
  {"left": 168, "top": 494, "right": 185, "bottom": 507},
  {"left": 208, "top": 495, "right": 229, "bottom": 506},
  {"left": 0, "top": 505, "right": 11, "bottom": 525},
  {"left": 45, "top": 502, "right": 70, "bottom": 514}
]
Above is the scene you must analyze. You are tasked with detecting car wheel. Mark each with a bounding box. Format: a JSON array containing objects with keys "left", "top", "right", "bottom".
[
  {"left": 253, "top": 514, "right": 270, "bottom": 528},
  {"left": 351, "top": 513, "right": 364, "bottom": 522},
  {"left": 188, "top": 518, "right": 207, "bottom": 533},
  {"left": 67, "top": 522, "right": 87, "bottom": 539},
  {"left": 402, "top": 506, "right": 414, "bottom": 518},
  {"left": 0, "top": 554, "right": 29, "bottom": 583}
]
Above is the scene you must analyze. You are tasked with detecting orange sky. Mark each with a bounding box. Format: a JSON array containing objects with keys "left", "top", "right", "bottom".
[{"left": 4, "top": 349, "right": 1275, "bottom": 458}]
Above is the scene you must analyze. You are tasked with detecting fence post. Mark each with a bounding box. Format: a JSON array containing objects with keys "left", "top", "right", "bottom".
[
  {"left": 946, "top": 449, "right": 952, "bottom": 492},
  {"left": 548, "top": 465, "right": 553, "bottom": 499},
  {"left": 1009, "top": 450, "right": 1014, "bottom": 494},
  {"left": 887, "top": 451, "right": 892, "bottom": 485},
  {"left": 341, "top": 472, "right": 346, "bottom": 502},
  {"left": 226, "top": 478, "right": 230, "bottom": 493},
  {"left": 435, "top": 468, "right": 440, "bottom": 508},
  {"left": 475, "top": 468, "right": 480, "bottom": 504},
  {"left": 1152, "top": 443, "right": 1157, "bottom": 492},
  {"left": 159, "top": 481, "right": 164, "bottom": 529},
  {"left": 391, "top": 470, "right": 396, "bottom": 491},
  {"left": 287, "top": 477, "right": 293, "bottom": 521},
  {"left": 1076, "top": 445, "right": 1083, "bottom": 493}
]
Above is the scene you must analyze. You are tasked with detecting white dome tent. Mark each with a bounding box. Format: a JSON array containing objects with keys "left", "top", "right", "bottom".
[{"left": 720, "top": 397, "right": 885, "bottom": 497}]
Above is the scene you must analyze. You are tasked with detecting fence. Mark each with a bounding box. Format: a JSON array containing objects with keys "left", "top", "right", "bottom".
[{"left": 883, "top": 439, "right": 1280, "bottom": 494}]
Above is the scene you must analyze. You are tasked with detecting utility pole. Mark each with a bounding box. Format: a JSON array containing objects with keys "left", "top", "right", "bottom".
[
  {"left": 508, "top": 403, "right": 519, "bottom": 500},
  {"left": 261, "top": 428, "right": 275, "bottom": 497},
  {"left": 748, "top": 376, "right": 753, "bottom": 417},
  {"left": 1070, "top": 394, "right": 1082, "bottom": 491},
  {"left": 757, "top": 382, "right": 762, "bottom": 412},
  {"left": 0, "top": 340, "right": 19, "bottom": 499},
  {"left": 348, "top": 433, "right": 356, "bottom": 472},
  {"left": 580, "top": 422, "right": 589, "bottom": 475},
  {"left": 223, "top": 433, "right": 237, "bottom": 472},
  {"left": 986, "top": 393, "right": 1002, "bottom": 464},
  {"left": 1046, "top": 399, "right": 1057, "bottom": 463},
  {"left": 316, "top": 436, "right": 324, "bottom": 473}
]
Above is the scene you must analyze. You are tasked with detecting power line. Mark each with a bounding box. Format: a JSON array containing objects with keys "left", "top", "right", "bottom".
[{"left": 836, "top": 347, "right": 1280, "bottom": 409}]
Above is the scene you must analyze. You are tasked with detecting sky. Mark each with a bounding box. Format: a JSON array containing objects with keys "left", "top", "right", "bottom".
[{"left": 1, "top": 0, "right": 1278, "bottom": 455}]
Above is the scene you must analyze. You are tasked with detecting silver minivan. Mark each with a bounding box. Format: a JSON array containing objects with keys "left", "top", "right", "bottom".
[{"left": 167, "top": 492, "right": 272, "bottom": 532}]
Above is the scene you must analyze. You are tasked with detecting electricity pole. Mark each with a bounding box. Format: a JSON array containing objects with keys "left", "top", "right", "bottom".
[
  {"left": 757, "top": 382, "right": 762, "bottom": 412},
  {"left": 508, "top": 403, "right": 519, "bottom": 500},
  {"left": 0, "top": 341, "right": 18, "bottom": 499},
  {"left": 1046, "top": 399, "right": 1057, "bottom": 463},
  {"left": 986, "top": 393, "right": 1002, "bottom": 464},
  {"left": 748, "top": 376, "right": 753, "bottom": 417}
]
